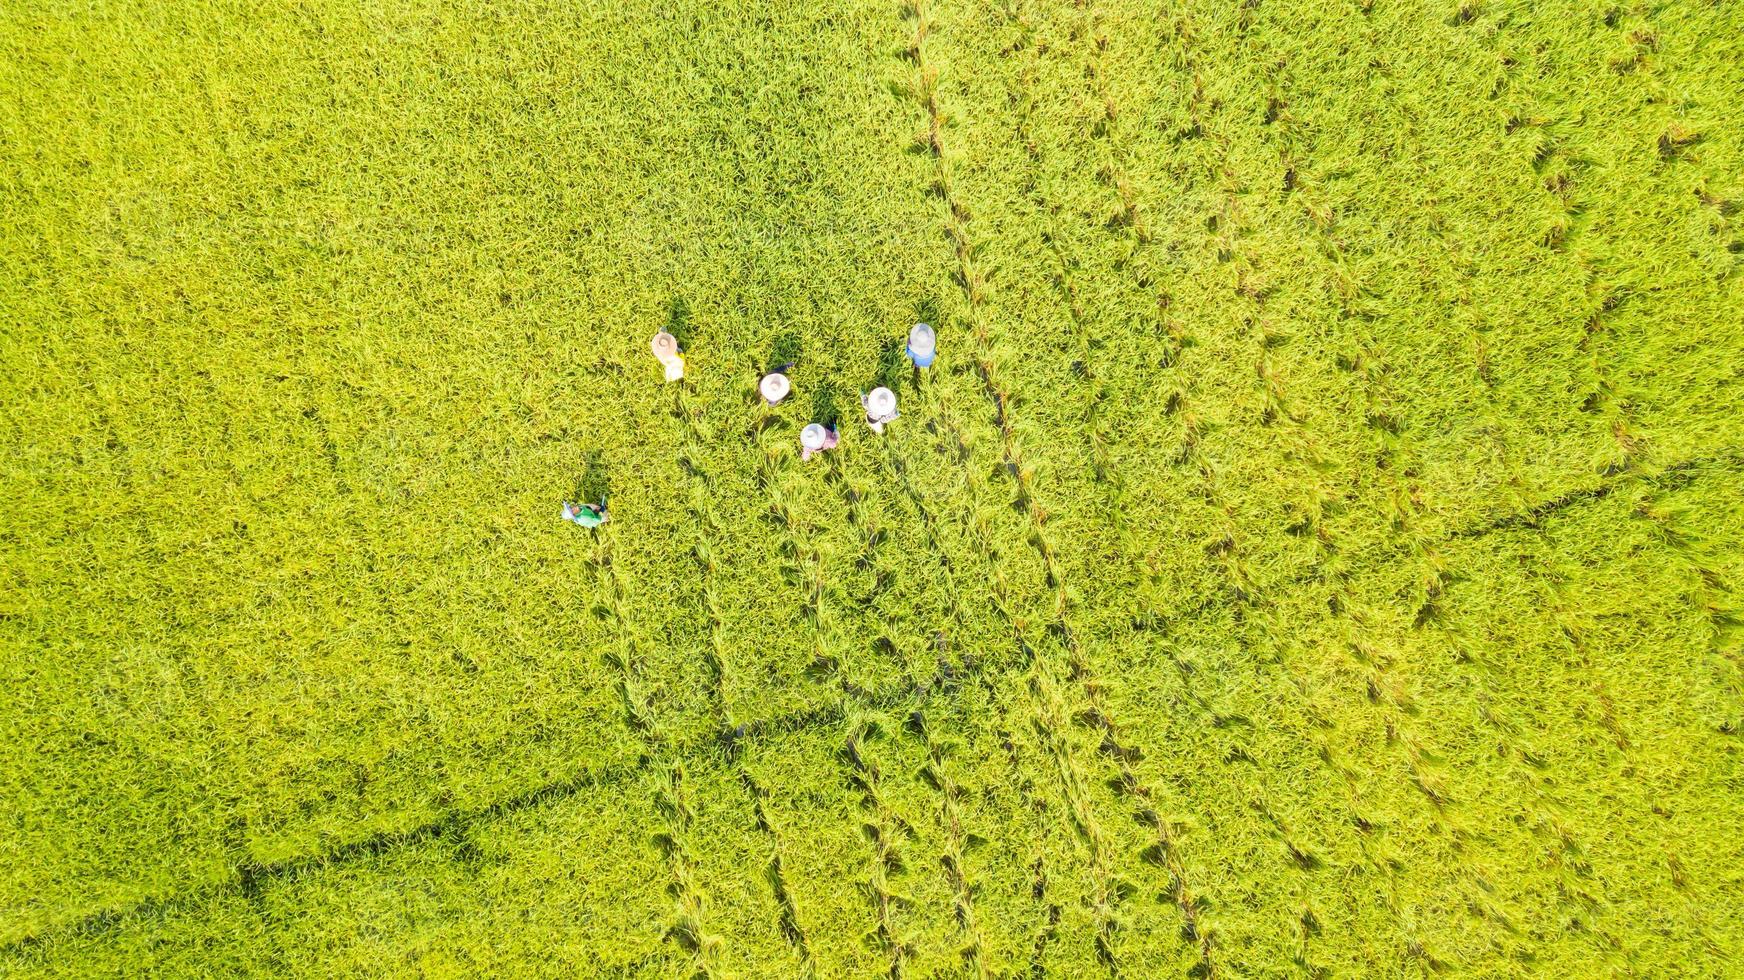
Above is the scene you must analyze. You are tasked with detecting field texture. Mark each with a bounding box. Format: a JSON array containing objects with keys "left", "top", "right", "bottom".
[{"left": 4, "top": 0, "right": 1743, "bottom": 975}]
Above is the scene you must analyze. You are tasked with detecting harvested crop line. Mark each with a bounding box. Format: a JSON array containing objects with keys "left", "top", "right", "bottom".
[
  {"left": 900, "top": 1, "right": 1127, "bottom": 970},
  {"left": 1544, "top": 153, "right": 1637, "bottom": 472},
  {"left": 1013, "top": 5, "right": 1134, "bottom": 555},
  {"left": 864, "top": 432, "right": 1005, "bottom": 972},
  {"left": 876, "top": 357, "right": 1148, "bottom": 973},
  {"left": 648, "top": 761, "right": 720, "bottom": 972},
  {"left": 755, "top": 421, "right": 924, "bottom": 963},
  {"left": 1091, "top": 2, "right": 1461, "bottom": 967},
  {"left": 1632, "top": 466, "right": 1744, "bottom": 733},
  {"left": 1625, "top": 473, "right": 1743, "bottom": 707},
  {"left": 1240, "top": 14, "right": 1728, "bottom": 964},
  {"left": 879, "top": 392, "right": 1067, "bottom": 972},
  {"left": 1498, "top": 5, "right": 1713, "bottom": 477},
  {"left": 1343, "top": 12, "right": 1546, "bottom": 482},
  {"left": 1024, "top": 657, "right": 1129, "bottom": 974},
  {"left": 672, "top": 387, "right": 817, "bottom": 972},
  {"left": 826, "top": 430, "right": 1004, "bottom": 975},
  {"left": 1449, "top": 477, "right": 1732, "bottom": 964},
  {"left": 588, "top": 524, "right": 723, "bottom": 977},
  {"left": 1013, "top": 0, "right": 1352, "bottom": 970},
  {"left": 1208, "top": 81, "right": 1486, "bottom": 980},
  {"left": 755, "top": 438, "right": 869, "bottom": 700},
  {"left": 588, "top": 531, "right": 655, "bottom": 743},
  {"left": 1423, "top": 600, "right": 1624, "bottom": 957},
  {"left": 735, "top": 766, "right": 815, "bottom": 971},
  {"left": 672, "top": 387, "right": 733, "bottom": 720},
  {"left": 1227, "top": 3, "right": 1597, "bottom": 955},
  {"left": 1642, "top": 502, "right": 1744, "bottom": 711},
  {"left": 991, "top": 732, "right": 1065, "bottom": 978},
  {"left": 905, "top": 1, "right": 1062, "bottom": 598},
  {"left": 823, "top": 453, "right": 908, "bottom": 683},
  {"left": 906, "top": 708, "right": 996, "bottom": 979},
  {"left": 876, "top": 434, "right": 967, "bottom": 650},
  {"left": 843, "top": 716, "right": 914, "bottom": 979},
  {"left": 1164, "top": 20, "right": 1269, "bottom": 605},
  {"left": 992, "top": 2, "right": 1231, "bottom": 974}
]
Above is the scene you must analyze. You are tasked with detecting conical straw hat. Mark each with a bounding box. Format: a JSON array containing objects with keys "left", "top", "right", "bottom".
[
  {"left": 650, "top": 331, "right": 679, "bottom": 359},
  {"left": 801, "top": 423, "right": 829, "bottom": 450},
  {"left": 908, "top": 323, "right": 935, "bottom": 356},
  {"left": 760, "top": 372, "right": 790, "bottom": 404},
  {"left": 866, "top": 386, "right": 897, "bottom": 419}
]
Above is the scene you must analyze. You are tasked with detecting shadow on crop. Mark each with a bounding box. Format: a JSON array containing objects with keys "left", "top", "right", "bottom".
[
  {"left": 811, "top": 380, "right": 841, "bottom": 428},
  {"left": 875, "top": 336, "right": 908, "bottom": 393},
  {"left": 766, "top": 330, "right": 802, "bottom": 374},
  {"left": 573, "top": 450, "right": 611, "bottom": 504},
  {"left": 664, "top": 294, "right": 694, "bottom": 348}
]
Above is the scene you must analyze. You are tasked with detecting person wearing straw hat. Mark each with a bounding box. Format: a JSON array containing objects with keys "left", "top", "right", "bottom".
[
  {"left": 863, "top": 386, "right": 898, "bottom": 434},
  {"left": 800, "top": 422, "right": 839, "bottom": 461},
  {"left": 906, "top": 323, "right": 936, "bottom": 368},
  {"left": 650, "top": 331, "right": 685, "bottom": 381},
  {"left": 561, "top": 499, "right": 609, "bottom": 528},
  {"left": 760, "top": 371, "right": 791, "bottom": 406}
]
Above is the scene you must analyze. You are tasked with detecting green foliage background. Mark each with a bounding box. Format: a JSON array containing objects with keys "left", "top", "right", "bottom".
[{"left": 2, "top": 0, "right": 1741, "bottom": 975}]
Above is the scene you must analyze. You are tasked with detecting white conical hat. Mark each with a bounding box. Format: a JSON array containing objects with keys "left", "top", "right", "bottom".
[
  {"left": 650, "top": 331, "right": 679, "bottom": 359},
  {"left": 760, "top": 372, "right": 790, "bottom": 404},
  {"left": 866, "top": 386, "right": 897, "bottom": 419},
  {"left": 801, "top": 423, "right": 829, "bottom": 450},
  {"left": 908, "top": 322, "right": 935, "bottom": 355}
]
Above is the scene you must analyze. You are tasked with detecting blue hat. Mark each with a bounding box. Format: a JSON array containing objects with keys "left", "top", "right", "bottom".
[{"left": 907, "top": 323, "right": 936, "bottom": 368}]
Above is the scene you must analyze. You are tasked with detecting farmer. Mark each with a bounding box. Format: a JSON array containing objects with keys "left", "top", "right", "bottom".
[
  {"left": 561, "top": 499, "right": 609, "bottom": 528},
  {"left": 863, "top": 386, "right": 898, "bottom": 434},
  {"left": 800, "top": 422, "right": 839, "bottom": 461},
  {"left": 760, "top": 371, "right": 791, "bottom": 406},
  {"left": 650, "top": 330, "right": 685, "bottom": 381},
  {"left": 906, "top": 322, "right": 936, "bottom": 368}
]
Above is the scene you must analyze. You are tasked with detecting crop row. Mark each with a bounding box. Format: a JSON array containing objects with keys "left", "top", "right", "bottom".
[
  {"left": 911, "top": 1, "right": 1345, "bottom": 973},
  {"left": 1131, "top": 2, "right": 1546, "bottom": 968}
]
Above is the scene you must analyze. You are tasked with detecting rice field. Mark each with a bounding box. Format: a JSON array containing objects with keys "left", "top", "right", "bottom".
[{"left": 2, "top": 0, "right": 1742, "bottom": 975}]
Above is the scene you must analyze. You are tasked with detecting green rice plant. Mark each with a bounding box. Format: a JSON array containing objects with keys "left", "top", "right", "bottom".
[{"left": 0, "top": 0, "right": 678, "bottom": 936}]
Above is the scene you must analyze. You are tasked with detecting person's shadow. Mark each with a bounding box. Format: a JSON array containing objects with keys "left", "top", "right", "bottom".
[
  {"left": 747, "top": 331, "right": 806, "bottom": 438},
  {"left": 875, "top": 335, "right": 908, "bottom": 393},
  {"left": 664, "top": 295, "right": 693, "bottom": 349},
  {"left": 766, "top": 330, "right": 802, "bottom": 375},
  {"left": 573, "top": 451, "right": 611, "bottom": 505},
  {"left": 811, "top": 380, "right": 841, "bottom": 429}
]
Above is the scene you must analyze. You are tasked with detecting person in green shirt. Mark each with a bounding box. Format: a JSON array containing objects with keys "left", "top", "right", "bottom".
[{"left": 561, "top": 500, "right": 609, "bottom": 528}]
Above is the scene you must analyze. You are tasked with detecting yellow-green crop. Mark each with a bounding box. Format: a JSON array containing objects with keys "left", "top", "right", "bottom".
[{"left": 3, "top": 0, "right": 1740, "bottom": 975}]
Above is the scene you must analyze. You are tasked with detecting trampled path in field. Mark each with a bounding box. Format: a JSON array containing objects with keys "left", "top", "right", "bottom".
[{"left": 2, "top": 0, "right": 1741, "bottom": 975}]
